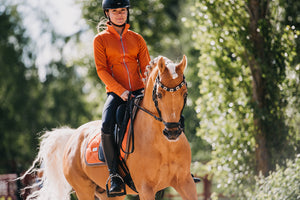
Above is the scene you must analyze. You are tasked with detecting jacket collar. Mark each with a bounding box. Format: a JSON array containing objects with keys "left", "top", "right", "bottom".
[{"left": 106, "top": 22, "right": 130, "bottom": 37}]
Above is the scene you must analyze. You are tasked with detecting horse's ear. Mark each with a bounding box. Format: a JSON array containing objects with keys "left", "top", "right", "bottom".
[
  {"left": 177, "top": 55, "right": 187, "bottom": 73},
  {"left": 157, "top": 56, "right": 166, "bottom": 73}
]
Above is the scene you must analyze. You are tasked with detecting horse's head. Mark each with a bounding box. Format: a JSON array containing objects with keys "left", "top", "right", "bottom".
[{"left": 144, "top": 55, "right": 188, "bottom": 140}]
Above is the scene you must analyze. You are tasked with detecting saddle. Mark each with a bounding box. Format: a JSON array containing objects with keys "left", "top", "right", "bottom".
[{"left": 85, "top": 94, "right": 143, "bottom": 193}]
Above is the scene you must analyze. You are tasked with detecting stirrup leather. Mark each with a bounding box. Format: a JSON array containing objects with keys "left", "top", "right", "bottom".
[{"left": 105, "top": 174, "right": 126, "bottom": 197}]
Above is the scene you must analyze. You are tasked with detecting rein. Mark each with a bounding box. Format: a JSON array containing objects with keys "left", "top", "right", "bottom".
[
  {"left": 117, "top": 73, "right": 188, "bottom": 193},
  {"left": 121, "top": 74, "right": 187, "bottom": 155},
  {"left": 119, "top": 92, "right": 137, "bottom": 155}
]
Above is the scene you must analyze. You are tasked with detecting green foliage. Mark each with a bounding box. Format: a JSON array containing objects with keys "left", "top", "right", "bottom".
[
  {"left": 247, "top": 155, "right": 300, "bottom": 200},
  {"left": 0, "top": 2, "right": 92, "bottom": 173},
  {"left": 0, "top": 4, "right": 40, "bottom": 173},
  {"left": 129, "top": 0, "right": 182, "bottom": 58},
  {"left": 184, "top": 0, "right": 300, "bottom": 197},
  {"left": 183, "top": 1, "right": 257, "bottom": 196}
]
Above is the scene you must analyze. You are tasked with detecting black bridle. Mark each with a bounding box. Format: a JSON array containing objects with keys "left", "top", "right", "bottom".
[
  {"left": 122, "top": 73, "right": 187, "bottom": 155},
  {"left": 134, "top": 74, "right": 187, "bottom": 139},
  {"left": 118, "top": 72, "right": 188, "bottom": 193}
]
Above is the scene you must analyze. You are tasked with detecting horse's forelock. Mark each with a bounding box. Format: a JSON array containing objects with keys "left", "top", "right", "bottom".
[
  {"left": 150, "top": 56, "right": 179, "bottom": 79},
  {"left": 166, "top": 62, "right": 178, "bottom": 79}
]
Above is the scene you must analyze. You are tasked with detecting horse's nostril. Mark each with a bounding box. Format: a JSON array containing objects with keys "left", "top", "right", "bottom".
[{"left": 163, "top": 127, "right": 183, "bottom": 140}]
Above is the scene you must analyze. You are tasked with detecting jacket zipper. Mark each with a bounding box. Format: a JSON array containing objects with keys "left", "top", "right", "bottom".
[
  {"left": 120, "top": 35, "right": 132, "bottom": 90},
  {"left": 110, "top": 65, "right": 114, "bottom": 78}
]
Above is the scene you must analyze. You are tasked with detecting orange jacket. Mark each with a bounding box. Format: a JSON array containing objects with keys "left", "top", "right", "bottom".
[{"left": 93, "top": 23, "right": 150, "bottom": 97}]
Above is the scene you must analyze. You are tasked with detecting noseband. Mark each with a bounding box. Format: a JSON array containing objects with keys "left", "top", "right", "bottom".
[{"left": 135, "top": 74, "right": 187, "bottom": 139}]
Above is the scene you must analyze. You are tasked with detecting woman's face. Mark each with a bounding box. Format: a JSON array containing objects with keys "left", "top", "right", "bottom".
[{"left": 107, "top": 8, "right": 128, "bottom": 26}]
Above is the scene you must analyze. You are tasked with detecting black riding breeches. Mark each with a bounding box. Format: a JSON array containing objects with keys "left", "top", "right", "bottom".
[{"left": 101, "top": 90, "right": 143, "bottom": 135}]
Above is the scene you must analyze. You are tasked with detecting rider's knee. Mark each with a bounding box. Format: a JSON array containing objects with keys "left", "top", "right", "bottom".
[{"left": 101, "top": 124, "right": 114, "bottom": 135}]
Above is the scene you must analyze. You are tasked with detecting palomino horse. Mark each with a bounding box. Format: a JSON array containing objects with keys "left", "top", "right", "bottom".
[{"left": 23, "top": 55, "right": 197, "bottom": 200}]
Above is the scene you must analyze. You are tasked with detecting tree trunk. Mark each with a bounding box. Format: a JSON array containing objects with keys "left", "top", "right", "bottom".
[{"left": 248, "top": 0, "right": 271, "bottom": 176}]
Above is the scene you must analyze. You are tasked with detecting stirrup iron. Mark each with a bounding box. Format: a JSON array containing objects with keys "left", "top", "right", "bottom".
[{"left": 105, "top": 174, "right": 126, "bottom": 197}]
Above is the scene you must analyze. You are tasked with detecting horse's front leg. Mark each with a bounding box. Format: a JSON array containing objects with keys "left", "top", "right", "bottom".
[
  {"left": 136, "top": 184, "right": 156, "bottom": 200},
  {"left": 172, "top": 176, "right": 197, "bottom": 200}
]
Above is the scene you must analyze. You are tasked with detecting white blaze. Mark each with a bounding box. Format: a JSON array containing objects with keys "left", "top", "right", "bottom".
[{"left": 166, "top": 62, "right": 178, "bottom": 79}]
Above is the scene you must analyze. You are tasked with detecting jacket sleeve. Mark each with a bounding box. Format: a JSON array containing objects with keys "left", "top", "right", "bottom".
[
  {"left": 137, "top": 35, "right": 151, "bottom": 78},
  {"left": 93, "top": 35, "right": 127, "bottom": 96}
]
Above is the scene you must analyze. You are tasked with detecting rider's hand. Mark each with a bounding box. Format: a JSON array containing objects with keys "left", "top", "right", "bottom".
[{"left": 120, "top": 90, "right": 129, "bottom": 101}]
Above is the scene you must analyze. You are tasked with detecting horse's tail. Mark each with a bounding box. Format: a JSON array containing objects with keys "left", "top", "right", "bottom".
[{"left": 21, "top": 127, "right": 75, "bottom": 200}]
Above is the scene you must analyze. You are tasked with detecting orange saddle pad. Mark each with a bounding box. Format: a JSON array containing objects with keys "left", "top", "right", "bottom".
[
  {"left": 84, "top": 123, "right": 131, "bottom": 166},
  {"left": 85, "top": 133, "right": 104, "bottom": 165}
]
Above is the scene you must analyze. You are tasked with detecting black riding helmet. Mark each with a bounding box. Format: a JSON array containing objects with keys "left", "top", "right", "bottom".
[
  {"left": 102, "top": 0, "right": 130, "bottom": 9},
  {"left": 102, "top": 0, "right": 130, "bottom": 27}
]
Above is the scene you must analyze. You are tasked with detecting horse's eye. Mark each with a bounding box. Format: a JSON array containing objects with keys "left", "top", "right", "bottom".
[{"left": 157, "top": 92, "right": 162, "bottom": 99}]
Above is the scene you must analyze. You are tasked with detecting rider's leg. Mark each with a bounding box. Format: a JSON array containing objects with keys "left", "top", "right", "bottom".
[
  {"left": 101, "top": 92, "right": 124, "bottom": 194},
  {"left": 101, "top": 132, "right": 123, "bottom": 194}
]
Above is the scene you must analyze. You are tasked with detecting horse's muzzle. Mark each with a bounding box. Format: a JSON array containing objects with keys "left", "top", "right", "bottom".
[{"left": 163, "top": 122, "right": 183, "bottom": 140}]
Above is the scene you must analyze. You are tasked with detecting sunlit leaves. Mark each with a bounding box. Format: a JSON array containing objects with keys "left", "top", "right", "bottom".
[
  {"left": 249, "top": 155, "right": 300, "bottom": 199},
  {"left": 184, "top": 0, "right": 300, "bottom": 197}
]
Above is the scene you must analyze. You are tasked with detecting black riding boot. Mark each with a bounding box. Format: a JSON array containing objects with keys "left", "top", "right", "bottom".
[{"left": 101, "top": 133, "right": 124, "bottom": 195}]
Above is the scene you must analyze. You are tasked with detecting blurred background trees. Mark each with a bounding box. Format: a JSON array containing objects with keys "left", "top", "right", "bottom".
[
  {"left": 1, "top": 0, "right": 299, "bottom": 199},
  {"left": 185, "top": 0, "right": 300, "bottom": 198},
  {"left": 0, "top": 1, "right": 91, "bottom": 174}
]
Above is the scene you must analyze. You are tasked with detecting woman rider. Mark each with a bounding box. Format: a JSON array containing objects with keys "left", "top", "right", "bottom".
[{"left": 93, "top": 0, "right": 151, "bottom": 196}]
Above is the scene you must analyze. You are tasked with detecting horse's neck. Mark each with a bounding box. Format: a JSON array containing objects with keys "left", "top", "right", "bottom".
[
  {"left": 134, "top": 93, "right": 165, "bottom": 141},
  {"left": 134, "top": 73, "right": 166, "bottom": 141},
  {"left": 141, "top": 77, "right": 157, "bottom": 115}
]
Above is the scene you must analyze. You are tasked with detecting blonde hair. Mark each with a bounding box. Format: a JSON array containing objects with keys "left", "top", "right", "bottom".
[{"left": 97, "top": 17, "right": 108, "bottom": 33}]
